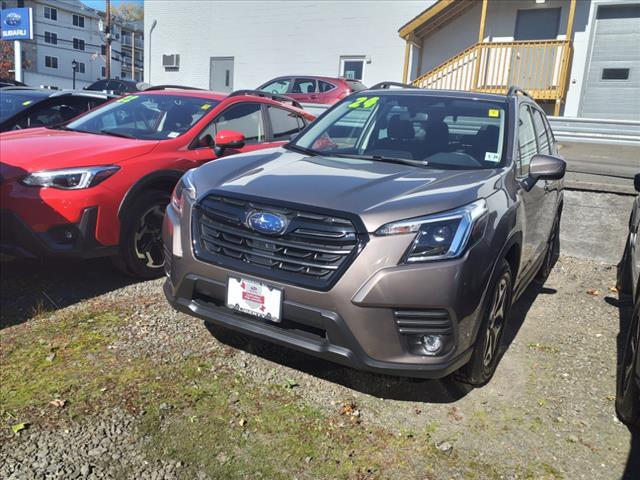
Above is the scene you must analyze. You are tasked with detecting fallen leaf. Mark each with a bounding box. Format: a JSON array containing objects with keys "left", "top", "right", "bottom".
[
  {"left": 49, "top": 399, "right": 66, "bottom": 408},
  {"left": 609, "top": 286, "right": 619, "bottom": 293},
  {"left": 283, "top": 378, "right": 299, "bottom": 389},
  {"left": 586, "top": 288, "right": 600, "bottom": 296},
  {"left": 447, "top": 406, "right": 463, "bottom": 422},
  {"left": 11, "top": 422, "right": 28, "bottom": 434},
  {"left": 239, "top": 418, "right": 247, "bottom": 427},
  {"left": 339, "top": 402, "right": 357, "bottom": 416}
]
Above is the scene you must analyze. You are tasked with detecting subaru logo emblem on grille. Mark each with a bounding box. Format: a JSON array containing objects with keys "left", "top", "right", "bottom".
[{"left": 247, "top": 211, "right": 287, "bottom": 235}]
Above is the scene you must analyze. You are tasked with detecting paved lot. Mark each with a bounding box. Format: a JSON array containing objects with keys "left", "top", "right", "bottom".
[
  {"left": 559, "top": 142, "right": 639, "bottom": 195},
  {"left": 0, "top": 190, "right": 638, "bottom": 479}
]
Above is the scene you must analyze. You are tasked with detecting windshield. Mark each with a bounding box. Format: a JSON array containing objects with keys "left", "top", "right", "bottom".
[
  {"left": 292, "top": 93, "right": 507, "bottom": 169},
  {"left": 66, "top": 94, "right": 220, "bottom": 140},
  {"left": 0, "top": 91, "right": 49, "bottom": 122}
]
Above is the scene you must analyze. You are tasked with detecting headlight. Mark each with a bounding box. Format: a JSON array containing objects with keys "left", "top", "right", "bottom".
[
  {"left": 376, "top": 199, "right": 488, "bottom": 262},
  {"left": 170, "top": 168, "right": 196, "bottom": 214},
  {"left": 22, "top": 166, "right": 120, "bottom": 190}
]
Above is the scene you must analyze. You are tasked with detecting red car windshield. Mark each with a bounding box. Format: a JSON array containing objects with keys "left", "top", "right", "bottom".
[{"left": 65, "top": 94, "right": 220, "bottom": 140}]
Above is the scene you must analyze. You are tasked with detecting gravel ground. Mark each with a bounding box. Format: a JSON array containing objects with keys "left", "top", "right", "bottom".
[{"left": 1, "top": 191, "right": 638, "bottom": 479}]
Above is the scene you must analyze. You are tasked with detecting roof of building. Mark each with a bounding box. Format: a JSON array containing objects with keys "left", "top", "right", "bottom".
[{"left": 398, "top": 0, "right": 475, "bottom": 39}]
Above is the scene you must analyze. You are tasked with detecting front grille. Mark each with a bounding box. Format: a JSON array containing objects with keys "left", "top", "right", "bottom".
[
  {"left": 394, "top": 309, "right": 452, "bottom": 335},
  {"left": 193, "top": 194, "right": 365, "bottom": 290}
]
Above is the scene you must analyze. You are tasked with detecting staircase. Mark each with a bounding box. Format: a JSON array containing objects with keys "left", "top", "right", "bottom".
[{"left": 412, "top": 39, "right": 572, "bottom": 101}]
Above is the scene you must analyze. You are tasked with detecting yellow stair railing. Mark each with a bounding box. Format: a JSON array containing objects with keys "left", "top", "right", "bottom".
[{"left": 413, "top": 39, "right": 572, "bottom": 101}]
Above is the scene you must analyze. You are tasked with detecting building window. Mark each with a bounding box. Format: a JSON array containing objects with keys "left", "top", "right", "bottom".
[
  {"left": 602, "top": 68, "right": 630, "bottom": 80},
  {"left": 73, "top": 38, "right": 85, "bottom": 51},
  {"left": 72, "top": 14, "right": 85, "bottom": 28},
  {"left": 340, "top": 56, "right": 365, "bottom": 81},
  {"left": 76, "top": 62, "right": 86, "bottom": 74},
  {"left": 101, "top": 45, "right": 106, "bottom": 55},
  {"left": 44, "top": 6, "right": 57, "bottom": 20},
  {"left": 101, "top": 66, "right": 106, "bottom": 77},
  {"left": 45, "top": 56, "right": 58, "bottom": 69},
  {"left": 44, "top": 31, "right": 57, "bottom": 45}
]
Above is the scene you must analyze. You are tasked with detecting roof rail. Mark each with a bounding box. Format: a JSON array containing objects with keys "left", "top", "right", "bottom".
[
  {"left": 0, "top": 86, "right": 40, "bottom": 91},
  {"left": 507, "top": 86, "right": 531, "bottom": 98},
  {"left": 144, "top": 84, "right": 205, "bottom": 91},
  {"left": 369, "top": 81, "right": 415, "bottom": 90},
  {"left": 228, "top": 89, "right": 302, "bottom": 109}
]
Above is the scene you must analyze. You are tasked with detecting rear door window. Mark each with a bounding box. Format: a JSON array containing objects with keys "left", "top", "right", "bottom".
[
  {"left": 292, "top": 78, "right": 317, "bottom": 94},
  {"left": 268, "top": 106, "right": 304, "bottom": 141}
]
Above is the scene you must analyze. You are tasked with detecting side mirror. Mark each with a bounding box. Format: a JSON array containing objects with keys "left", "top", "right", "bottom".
[
  {"left": 524, "top": 154, "right": 566, "bottom": 190},
  {"left": 634, "top": 173, "right": 640, "bottom": 193},
  {"left": 214, "top": 130, "right": 245, "bottom": 156}
]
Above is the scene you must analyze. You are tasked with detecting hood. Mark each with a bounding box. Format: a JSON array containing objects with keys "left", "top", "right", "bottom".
[
  {"left": 0, "top": 128, "right": 159, "bottom": 181},
  {"left": 191, "top": 148, "right": 503, "bottom": 232}
]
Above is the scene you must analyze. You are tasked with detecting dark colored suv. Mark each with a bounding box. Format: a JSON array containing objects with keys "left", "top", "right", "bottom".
[{"left": 163, "top": 84, "right": 566, "bottom": 386}]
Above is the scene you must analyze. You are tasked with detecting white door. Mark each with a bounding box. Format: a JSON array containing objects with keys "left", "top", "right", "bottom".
[{"left": 209, "top": 57, "right": 234, "bottom": 93}]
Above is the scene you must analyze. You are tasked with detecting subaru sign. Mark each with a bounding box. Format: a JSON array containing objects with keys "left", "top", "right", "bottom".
[{"left": 1, "top": 8, "right": 33, "bottom": 41}]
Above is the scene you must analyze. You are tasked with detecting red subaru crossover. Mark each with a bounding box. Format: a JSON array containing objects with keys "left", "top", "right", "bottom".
[{"left": 0, "top": 87, "right": 315, "bottom": 277}]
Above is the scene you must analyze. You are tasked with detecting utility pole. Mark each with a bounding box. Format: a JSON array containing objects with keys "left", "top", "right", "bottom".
[
  {"left": 131, "top": 31, "right": 136, "bottom": 81},
  {"left": 105, "top": 0, "right": 111, "bottom": 79}
]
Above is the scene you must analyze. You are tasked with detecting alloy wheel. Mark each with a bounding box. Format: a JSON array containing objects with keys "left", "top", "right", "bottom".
[
  {"left": 483, "top": 276, "right": 509, "bottom": 367},
  {"left": 133, "top": 204, "right": 165, "bottom": 269}
]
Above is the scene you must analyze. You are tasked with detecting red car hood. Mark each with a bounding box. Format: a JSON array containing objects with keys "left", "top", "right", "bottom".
[{"left": 0, "top": 128, "right": 159, "bottom": 180}]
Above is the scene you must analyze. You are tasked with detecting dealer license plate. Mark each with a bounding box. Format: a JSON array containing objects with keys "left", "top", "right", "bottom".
[{"left": 226, "top": 277, "right": 283, "bottom": 322}]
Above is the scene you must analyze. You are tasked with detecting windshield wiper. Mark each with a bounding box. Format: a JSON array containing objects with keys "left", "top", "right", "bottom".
[
  {"left": 99, "top": 129, "right": 136, "bottom": 139},
  {"left": 46, "top": 124, "right": 76, "bottom": 131},
  {"left": 331, "top": 153, "right": 429, "bottom": 168},
  {"left": 283, "top": 143, "right": 320, "bottom": 156}
]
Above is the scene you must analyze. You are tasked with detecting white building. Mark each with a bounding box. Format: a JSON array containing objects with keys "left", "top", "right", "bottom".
[
  {"left": 400, "top": 0, "right": 640, "bottom": 119},
  {"left": 1, "top": 0, "right": 143, "bottom": 89},
  {"left": 144, "top": 0, "right": 639, "bottom": 120},
  {"left": 144, "top": 1, "right": 427, "bottom": 90}
]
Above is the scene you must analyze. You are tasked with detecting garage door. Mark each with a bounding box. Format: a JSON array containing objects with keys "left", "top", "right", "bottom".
[{"left": 580, "top": 4, "right": 640, "bottom": 120}]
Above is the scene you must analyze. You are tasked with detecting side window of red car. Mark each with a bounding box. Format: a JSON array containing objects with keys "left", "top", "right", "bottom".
[
  {"left": 267, "top": 106, "right": 305, "bottom": 141},
  {"left": 197, "top": 102, "right": 264, "bottom": 147},
  {"left": 292, "top": 78, "right": 317, "bottom": 94},
  {"left": 318, "top": 81, "right": 336, "bottom": 93}
]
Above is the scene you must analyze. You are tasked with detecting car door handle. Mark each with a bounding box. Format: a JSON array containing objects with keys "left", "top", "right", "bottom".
[{"left": 544, "top": 180, "right": 550, "bottom": 192}]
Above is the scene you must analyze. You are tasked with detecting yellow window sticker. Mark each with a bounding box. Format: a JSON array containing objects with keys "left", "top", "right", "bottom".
[
  {"left": 348, "top": 96, "right": 379, "bottom": 109},
  {"left": 22, "top": 100, "right": 32, "bottom": 106},
  {"left": 117, "top": 95, "right": 139, "bottom": 103},
  {"left": 488, "top": 109, "right": 500, "bottom": 118},
  {"left": 200, "top": 103, "right": 212, "bottom": 110}
]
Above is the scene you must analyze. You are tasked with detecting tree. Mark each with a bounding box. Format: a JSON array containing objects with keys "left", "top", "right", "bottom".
[
  {"left": 113, "top": 2, "right": 143, "bottom": 22},
  {"left": 0, "top": 41, "right": 31, "bottom": 79}
]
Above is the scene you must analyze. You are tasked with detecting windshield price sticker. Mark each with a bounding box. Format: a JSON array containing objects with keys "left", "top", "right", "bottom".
[
  {"left": 348, "top": 96, "right": 379, "bottom": 109},
  {"left": 488, "top": 109, "right": 500, "bottom": 118},
  {"left": 117, "top": 95, "right": 139, "bottom": 103},
  {"left": 21, "top": 100, "right": 32, "bottom": 106},
  {"left": 485, "top": 152, "right": 500, "bottom": 163},
  {"left": 200, "top": 103, "right": 212, "bottom": 110}
]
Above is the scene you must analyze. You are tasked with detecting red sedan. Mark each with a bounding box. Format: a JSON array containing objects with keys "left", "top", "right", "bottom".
[{"left": 0, "top": 87, "right": 314, "bottom": 277}]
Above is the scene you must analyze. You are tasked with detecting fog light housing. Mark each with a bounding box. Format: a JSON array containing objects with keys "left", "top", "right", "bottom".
[{"left": 421, "top": 334, "right": 443, "bottom": 355}]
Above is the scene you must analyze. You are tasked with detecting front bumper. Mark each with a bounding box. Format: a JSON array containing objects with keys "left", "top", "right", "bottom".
[
  {"left": 0, "top": 208, "right": 117, "bottom": 259},
  {"left": 163, "top": 202, "right": 495, "bottom": 379}
]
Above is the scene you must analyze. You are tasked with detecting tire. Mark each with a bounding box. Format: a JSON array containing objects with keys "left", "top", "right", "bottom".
[
  {"left": 616, "top": 298, "right": 640, "bottom": 428},
  {"left": 537, "top": 211, "right": 561, "bottom": 282},
  {"left": 114, "top": 190, "right": 169, "bottom": 279},
  {"left": 617, "top": 235, "right": 633, "bottom": 296},
  {"left": 457, "top": 259, "right": 513, "bottom": 387}
]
